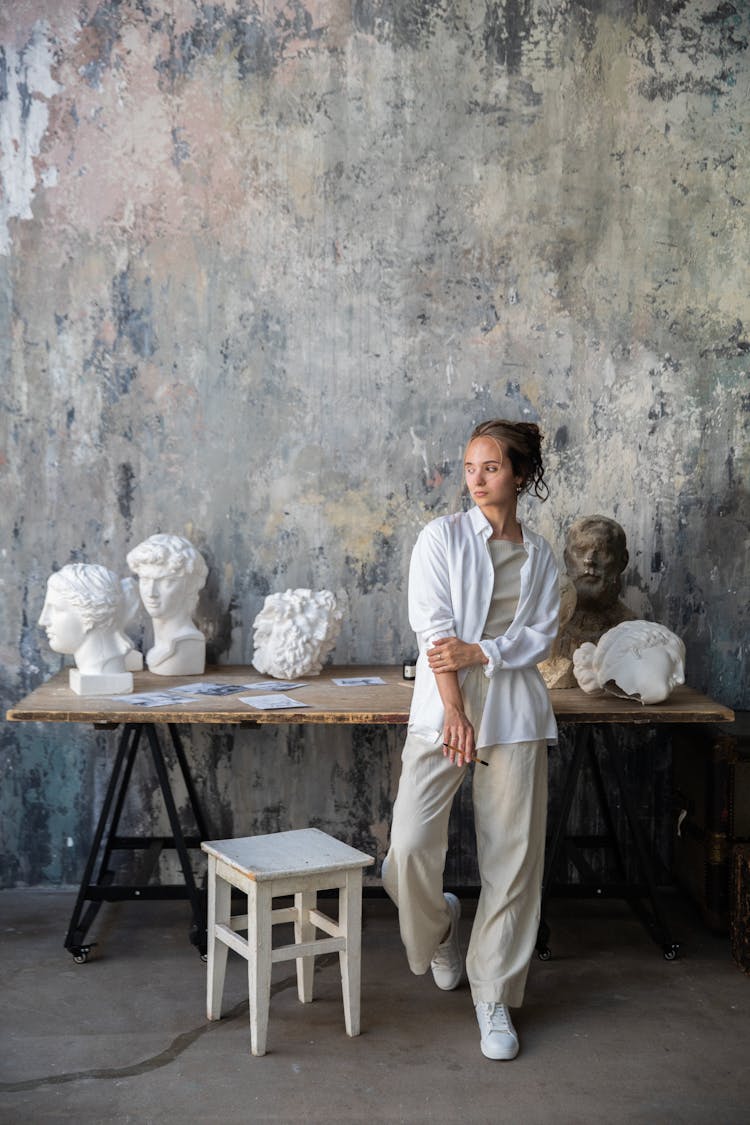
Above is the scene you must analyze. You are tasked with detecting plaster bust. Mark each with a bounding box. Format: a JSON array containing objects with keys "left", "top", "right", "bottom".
[
  {"left": 556, "top": 514, "right": 636, "bottom": 660},
  {"left": 252, "top": 589, "right": 343, "bottom": 679},
  {"left": 573, "top": 620, "right": 686, "bottom": 705},
  {"left": 538, "top": 574, "right": 578, "bottom": 689},
  {"left": 127, "top": 534, "right": 208, "bottom": 676},
  {"left": 39, "top": 563, "right": 135, "bottom": 694}
]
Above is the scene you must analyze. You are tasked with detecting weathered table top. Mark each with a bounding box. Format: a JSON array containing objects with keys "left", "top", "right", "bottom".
[{"left": 5, "top": 666, "right": 735, "bottom": 726}]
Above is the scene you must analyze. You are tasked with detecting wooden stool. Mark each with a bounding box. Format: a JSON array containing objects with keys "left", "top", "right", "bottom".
[{"left": 201, "top": 828, "right": 374, "bottom": 1056}]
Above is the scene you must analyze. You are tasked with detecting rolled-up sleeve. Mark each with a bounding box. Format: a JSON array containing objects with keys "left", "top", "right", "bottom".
[{"left": 408, "top": 524, "right": 457, "bottom": 652}]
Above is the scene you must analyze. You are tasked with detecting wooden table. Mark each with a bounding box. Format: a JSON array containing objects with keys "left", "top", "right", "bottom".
[
  {"left": 6, "top": 668, "right": 734, "bottom": 962},
  {"left": 7, "top": 666, "right": 730, "bottom": 727}
]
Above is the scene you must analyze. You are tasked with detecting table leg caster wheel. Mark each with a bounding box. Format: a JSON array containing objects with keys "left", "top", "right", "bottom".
[
  {"left": 537, "top": 946, "right": 552, "bottom": 961},
  {"left": 71, "top": 945, "right": 92, "bottom": 964},
  {"left": 663, "top": 944, "right": 680, "bottom": 961}
]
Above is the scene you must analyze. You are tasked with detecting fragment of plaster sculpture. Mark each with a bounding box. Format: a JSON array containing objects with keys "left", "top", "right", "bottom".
[
  {"left": 38, "top": 563, "right": 135, "bottom": 694},
  {"left": 556, "top": 514, "right": 637, "bottom": 661},
  {"left": 538, "top": 574, "right": 578, "bottom": 689},
  {"left": 252, "top": 588, "right": 343, "bottom": 679},
  {"left": 127, "top": 533, "right": 208, "bottom": 676},
  {"left": 120, "top": 575, "right": 144, "bottom": 671},
  {"left": 573, "top": 620, "right": 686, "bottom": 706}
]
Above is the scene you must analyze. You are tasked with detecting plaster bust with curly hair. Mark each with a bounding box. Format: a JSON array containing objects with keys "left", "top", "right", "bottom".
[
  {"left": 127, "top": 533, "right": 208, "bottom": 675},
  {"left": 252, "top": 589, "right": 343, "bottom": 679}
]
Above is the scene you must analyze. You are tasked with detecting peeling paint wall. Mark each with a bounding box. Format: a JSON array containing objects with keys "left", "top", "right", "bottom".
[{"left": 1, "top": 1, "right": 748, "bottom": 886}]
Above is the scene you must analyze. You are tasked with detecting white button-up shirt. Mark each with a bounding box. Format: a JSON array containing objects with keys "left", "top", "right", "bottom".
[{"left": 407, "top": 505, "right": 560, "bottom": 749}]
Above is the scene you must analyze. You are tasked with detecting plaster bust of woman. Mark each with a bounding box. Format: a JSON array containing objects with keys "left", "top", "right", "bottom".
[
  {"left": 573, "top": 620, "right": 686, "bottom": 705},
  {"left": 39, "top": 563, "right": 136, "bottom": 694},
  {"left": 126, "top": 534, "right": 208, "bottom": 676}
]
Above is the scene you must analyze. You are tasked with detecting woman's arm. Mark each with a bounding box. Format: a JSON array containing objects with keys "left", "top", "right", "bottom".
[
  {"left": 408, "top": 523, "right": 456, "bottom": 648},
  {"left": 427, "top": 636, "right": 488, "bottom": 673},
  {"left": 408, "top": 521, "right": 478, "bottom": 765},
  {"left": 434, "top": 668, "right": 477, "bottom": 766}
]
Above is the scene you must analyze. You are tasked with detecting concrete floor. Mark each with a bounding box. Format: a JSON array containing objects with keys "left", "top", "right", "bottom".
[{"left": 1, "top": 887, "right": 748, "bottom": 1124}]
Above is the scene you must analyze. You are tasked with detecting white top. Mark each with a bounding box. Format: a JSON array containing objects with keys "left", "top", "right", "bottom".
[
  {"left": 407, "top": 506, "right": 560, "bottom": 749},
  {"left": 482, "top": 539, "right": 527, "bottom": 639}
]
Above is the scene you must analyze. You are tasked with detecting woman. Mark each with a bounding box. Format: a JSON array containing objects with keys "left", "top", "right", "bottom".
[{"left": 383, "top": 419, "right": 559, "bottom": 1061}]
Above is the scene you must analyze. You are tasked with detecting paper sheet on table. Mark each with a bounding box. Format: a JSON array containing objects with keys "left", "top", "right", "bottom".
[
  {"left": 331, "top": 676, "right": 386, "bottom": 686},
  {"left": 113, "top": 690, "right": 192, "bottom": 706},
  {"left": 243, "top": 681, "right": 309, "bottom": 692},
  {"left": 170, "top": 681, "right": 250, "bottom": 697},
  {"left": 239, "top": 694, "right": 311, "bottom": 710}
]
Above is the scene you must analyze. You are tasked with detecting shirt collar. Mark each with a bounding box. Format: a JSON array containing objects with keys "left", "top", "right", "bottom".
[
  {"left": 468, "top": 505, "right": 536, "bottom": 552},
  {"left": 468, "top": 505, "right": 492, "bottom": 536}
]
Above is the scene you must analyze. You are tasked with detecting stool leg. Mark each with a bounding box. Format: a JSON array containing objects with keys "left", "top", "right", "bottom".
[
  {"left": 339, "top": 870, "right": 363, "bottom": 1037},
  {"left": 295, "top": 889, "right": 317, "bottom": 1003},
  {"left": 206, "top": 858, "right": 231, "bottom": 1020},
  {"left": 248, "top": 882, "right": 273, "bottom": 1056}
]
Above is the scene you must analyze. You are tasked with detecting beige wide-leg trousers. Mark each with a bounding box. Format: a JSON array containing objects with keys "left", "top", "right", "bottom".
[{"left": 383, "top": 672, "right": 548, "bottom": 1008}]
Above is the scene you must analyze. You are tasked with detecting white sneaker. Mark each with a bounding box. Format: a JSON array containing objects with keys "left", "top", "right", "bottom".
[
  {"left": 430, "top": 893, "right": 462, "bottom": 990},
  {"left": 475, "top": 1001, "right": 519, "bottom": 1060}
]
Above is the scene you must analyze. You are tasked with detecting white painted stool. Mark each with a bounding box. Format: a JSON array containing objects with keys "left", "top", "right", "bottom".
[{"left": 201, "top": 828, "right": 374, "bottom": 1056}]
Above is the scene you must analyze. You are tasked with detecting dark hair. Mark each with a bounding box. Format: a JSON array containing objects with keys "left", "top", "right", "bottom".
[{"left": 468, "top": 419, "right": 549, "bottom": 501}]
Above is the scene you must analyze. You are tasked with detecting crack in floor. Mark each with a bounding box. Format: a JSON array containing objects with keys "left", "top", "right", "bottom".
[{"left": 1, "top": 955, "right": 340, "bottom": 1092}]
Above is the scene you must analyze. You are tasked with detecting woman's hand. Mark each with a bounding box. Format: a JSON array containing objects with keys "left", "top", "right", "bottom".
[
  {"left": 428, "top": 636, "right": 488, "bottom": 674},
  {"left": 441, "top": 704, "right": 476, "bottom": 767}
]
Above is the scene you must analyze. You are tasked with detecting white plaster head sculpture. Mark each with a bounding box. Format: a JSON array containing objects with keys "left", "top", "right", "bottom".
[
  {"left": 117, "top": 575, "right": 144, "bottom": 671},
  {"left": 127, "top": 533, "right": 208, "bottom": 676},
  {"left": 252, "top": 588, "right": 343, "bottom": 679},
  {"left": 39, "top": 563, "right": 135, "bottom": 694},
  {"left": 573, "top": 620, "right": 686, "bottom": 705}
]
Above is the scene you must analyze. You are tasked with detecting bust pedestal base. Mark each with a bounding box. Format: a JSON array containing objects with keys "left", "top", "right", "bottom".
[{"left": 69, "top": 670, "right": 134, "bottom": 696}]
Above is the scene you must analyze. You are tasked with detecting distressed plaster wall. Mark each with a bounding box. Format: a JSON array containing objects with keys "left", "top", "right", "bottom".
[{"left": 1, "top": 1, "right": 748, "bottom": 887}]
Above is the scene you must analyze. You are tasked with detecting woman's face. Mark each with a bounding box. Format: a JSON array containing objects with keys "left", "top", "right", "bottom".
[
  {"left": 138, "top": 568, "right": 190, "bottom": 620},
  {"left": 464, "top": 437, "right": 522, "bottom": 511},
  {"left": 38, "top": 591, "right": 87, "bottom": 654}
]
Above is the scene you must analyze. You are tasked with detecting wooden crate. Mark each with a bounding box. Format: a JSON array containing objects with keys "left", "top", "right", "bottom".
[
  {"left": 730, "top": 843, "right": 750, "bottom": 974},
  {"left": 672, "top": 718, "right": 750, "bottom": 932}
]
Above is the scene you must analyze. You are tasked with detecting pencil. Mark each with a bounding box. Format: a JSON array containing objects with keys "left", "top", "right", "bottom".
[{"left": 443, "top": 743, "right": 489, "bottom": 766}]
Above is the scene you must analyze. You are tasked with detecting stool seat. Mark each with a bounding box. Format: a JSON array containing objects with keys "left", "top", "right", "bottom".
[{"left": 201, "top": 828, "right": 373, "bottom": 1056}]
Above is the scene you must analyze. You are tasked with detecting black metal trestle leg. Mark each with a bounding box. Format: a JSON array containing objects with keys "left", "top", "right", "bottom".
[
  {"left": 601, "top": 728, "right": 680, "bottom": 960},
  {"left": 168, "top": 724, "right": 209, "bottom": 839},
  {"left": 536, "top": 728, "right": 592, "bottom": 960},
  {"left": 64, "top": 724, "right": 142, "bottom": 962},
  {"left": 64, "top": 723, "right": 209, "bottom": 962},
  {"left": 536, "top": 725, "right": 680, "bottom": 962},
  {"left": 146, "top": 725, "right": 207, "bottom": 955}
]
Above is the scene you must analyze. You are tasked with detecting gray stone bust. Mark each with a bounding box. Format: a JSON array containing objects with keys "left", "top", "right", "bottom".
[{"left": 556, "top": 514, "right": 636, "bottom": 661}]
